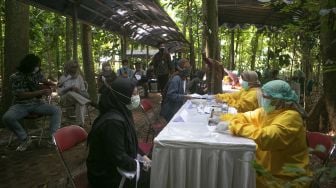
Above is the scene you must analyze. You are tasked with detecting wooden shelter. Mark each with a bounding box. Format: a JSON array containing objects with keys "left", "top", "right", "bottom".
[{"left": 19, "top": 0, "right": 189, "bottom": 52}]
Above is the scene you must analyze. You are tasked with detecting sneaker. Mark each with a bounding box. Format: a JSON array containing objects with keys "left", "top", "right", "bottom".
[{"left": 16, "top": 137, "right": 32, "bottom": 151}]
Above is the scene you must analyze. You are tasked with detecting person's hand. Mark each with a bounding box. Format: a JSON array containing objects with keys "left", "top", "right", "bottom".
[
  {"left": 71, "top": 86, "right": 80, "bottom": 93},
  {"left": 215, "top": 121, "right": 229, "bottom": 133},
  {"left": 142, "top": 155, "right": 152, "bottom": 171},
  {"left": 215, "top": 96, "right": 225, "bottom": 103},
  {"left": 184, "top": 95, "right": 192, "bottom": 100}
]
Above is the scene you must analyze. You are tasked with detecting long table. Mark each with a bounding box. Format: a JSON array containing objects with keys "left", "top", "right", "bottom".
[{"left": 150, "top": 100, "right": 256, "bottom": 188}]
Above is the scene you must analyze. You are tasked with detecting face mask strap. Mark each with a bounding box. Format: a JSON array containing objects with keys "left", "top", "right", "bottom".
[{"left": 102, "top": 76, "right": 131, "bottom": 105}]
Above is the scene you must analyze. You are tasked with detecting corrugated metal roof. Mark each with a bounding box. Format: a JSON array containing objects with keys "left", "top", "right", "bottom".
[
  {"left": 19, "top": 0, "right": 189, "bottom": 52},
  {"left": 218, "top": 0, "right": 291, "bottom": 26}
]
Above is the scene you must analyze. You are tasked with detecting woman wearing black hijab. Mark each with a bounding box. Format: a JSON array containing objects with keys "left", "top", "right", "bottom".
[{"left": 86, "top": 77, "right": 151, "bottom": 188}]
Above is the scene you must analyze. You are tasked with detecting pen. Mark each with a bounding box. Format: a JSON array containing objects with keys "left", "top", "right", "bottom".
[{"left": 210, "top": 108, "right": 214, "bottom": 118}]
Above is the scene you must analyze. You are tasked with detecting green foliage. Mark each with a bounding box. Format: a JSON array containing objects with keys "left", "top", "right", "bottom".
[{"left": 252, "top": 144, "right": 335, "bottom": 187}]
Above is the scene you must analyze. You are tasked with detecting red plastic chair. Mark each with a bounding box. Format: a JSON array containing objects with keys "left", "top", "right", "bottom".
[
  {"left": 53, "top": 125, "right": 89, "bottom": 188},
  {"left": 140, "top": 99, "right": 165, "bottom": 142},
  {"left": 306, "top": 131, "right": 334, "bottom": 165},
  {"left": 138, "top": 142, "right": 153, "bottom": 155},
  {"left": 306, "top": 131, "right": 336, "bottom": 186}
]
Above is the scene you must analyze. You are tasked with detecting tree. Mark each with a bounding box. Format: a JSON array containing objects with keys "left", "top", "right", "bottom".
[
  {"left": 203, "top": 0, "right": 222, "bottom": 94},
  {"left": 250, "top": 30, "right": 261, "bottom": 70},
  {"left": 65, "top": 17, "right": 72, "bottom": 61},
  {"left": 1, "top": 0, "right": 29, "bottom": 119},
  {"left": 187, "top": 0, "right": 195, "bottom": 71},
  {"left": 81, "top": 24, "right": 97, "bottom": 103},
  {"left": 320, "top": 0, "right": 336, "bottom": 130}
]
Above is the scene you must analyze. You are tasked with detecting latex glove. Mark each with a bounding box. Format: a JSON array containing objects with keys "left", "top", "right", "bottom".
[
  {"left": 215, "top": 121, "right": 229, "bottom": 133},
  {"left": 137, "top": 154, "right": 152, "bottom": 171}
]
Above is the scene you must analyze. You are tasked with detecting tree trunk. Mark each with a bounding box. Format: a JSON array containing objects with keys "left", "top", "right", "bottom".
[
  {"left": 235, "top": 29, "right": 240, "bottom": 68},
  {"left": 55, "top": 29, "right": 60, "bottom": 79},
  {"left": 120, "top": 34, "right": 127, "bottom": 61},
  {"left": 81, "top": 24, "right": 97, "bottom": 103},
  {"left": 204, "top": 0, "right": 222, "bottom": 94},
  {"left": 194, "top": 1, "right": 201, "bottom": 69},
  {"left": 0, "top": 12, "right": 4, "bottom": 83},
  {"left": 229, "top": 30, "right": 235, "bottom": 70},
  {"left": 250, "top": 31, "right": 260, "bottom": 70},
  {"left": 65, "top": 17, "right": 72, "bottom": 61},
  {"left": 130, "top": 43, "right": 134, "bottom": 63},
  {"left": 320, "top": 0, "right": 336, "bottom": 130},
  {"left": 1, "top": 0, "right": 29, "bottom": 119},
  {"left": 72, "top": 4, "right": 78, "bottom": 61},
  {"left": 146, "top": 46, "right": 149, "bottom": 64},
  {"left": 201, "top": 0, "right": 207, "bottom": 70},
  {"left": 187, "top": 0, "right": 196, "bottom": 71},
  {"left": 301, "top": 35, "right": 312, "bottom": 108}
]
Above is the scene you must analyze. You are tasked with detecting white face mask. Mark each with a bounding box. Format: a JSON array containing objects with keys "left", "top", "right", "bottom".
[
  {"left": 33, "top": 67, "right": 39, "bottom": 73},
  {"left": 126, "top": 95, "right": 140, "bottom": 110}
]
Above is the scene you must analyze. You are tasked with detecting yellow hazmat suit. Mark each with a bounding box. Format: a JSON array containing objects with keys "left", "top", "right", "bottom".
[
  {"left": 216, "top": 87, "right": 260, "bottom": 112},
  {"left": 222, "top": 108, "right": 310, "bottom": 188}
]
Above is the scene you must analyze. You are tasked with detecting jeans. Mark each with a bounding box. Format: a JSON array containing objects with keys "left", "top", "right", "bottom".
[
  {"left": 157, "top": 74, "right": 169, "bottom": 92},
  {"left": 2, "top": 101, "right": 62, "bottom": 141}
]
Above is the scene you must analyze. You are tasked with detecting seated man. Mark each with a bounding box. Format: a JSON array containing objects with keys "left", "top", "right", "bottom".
[
  {"left": 2, "top": 54, "right": 62, "bottom": 151},
  {"left": 58, "top": 60, "right": 90, "bottom": 127}
]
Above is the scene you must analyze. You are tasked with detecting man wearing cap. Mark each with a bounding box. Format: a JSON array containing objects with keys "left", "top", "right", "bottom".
[{"left": 151, "top": 45, "right": 173, "bottom": 93}]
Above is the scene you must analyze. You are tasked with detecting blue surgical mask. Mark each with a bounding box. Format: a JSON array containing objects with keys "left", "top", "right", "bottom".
[
  {"left": 126, "top": 95, "right": 140, "bottom": 110},
  {"left": 241, "top": 81, "right": 249, "bottom": 90},
  {"left": 261, "top": 97, "right": 275, "bottom": 113}
]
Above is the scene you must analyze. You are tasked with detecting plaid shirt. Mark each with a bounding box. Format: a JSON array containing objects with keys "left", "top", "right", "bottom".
[{"left": 10, "top": 71, "right": 45, "bottom": 103}]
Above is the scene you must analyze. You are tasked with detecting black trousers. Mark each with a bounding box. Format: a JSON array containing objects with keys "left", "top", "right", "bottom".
[{"left": 157, "top": 74, "right": 169, "bottom": 92}]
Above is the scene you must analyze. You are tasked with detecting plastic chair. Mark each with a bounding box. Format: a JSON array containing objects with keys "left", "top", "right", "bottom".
[
  {"left": 53, "top": 125, "right": 89, "bottom": 188},
  {"left": 138, "top": 142, "right": 153, "bottom": 155},
  {"left": 7, "top": 93, "right": 52, "bottom": 147},
  {"left": 140, "top": 99, "right": 165, "bottom": 142},
  {"left": 306, "top": 132, "right": 335, "bottom": 165},
  {"left": 306, "top": 131, "right": 336, "bottom": 186}
]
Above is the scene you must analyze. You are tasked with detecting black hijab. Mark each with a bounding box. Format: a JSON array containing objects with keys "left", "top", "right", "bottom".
[
  {"left": 91, "top": 78, "right": 138, "bottom": 153},
  {"left": 98, "top": 78, "right": 135, "bottom": 113},
  {"left": 98, "top": 77, "right": 137, "bottom": 127}
]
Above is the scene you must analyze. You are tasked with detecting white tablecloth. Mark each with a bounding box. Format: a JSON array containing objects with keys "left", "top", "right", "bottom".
[{"left": 150, "top": 101, "right": 256, "bottom": 188}]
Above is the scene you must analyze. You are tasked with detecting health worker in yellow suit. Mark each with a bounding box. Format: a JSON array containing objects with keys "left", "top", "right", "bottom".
[
  {"left": 216, "top": 71, "right": 261, "bottom": 112},
  {"left": 221, "top": 80, "right": 310, "bottom": 188}
]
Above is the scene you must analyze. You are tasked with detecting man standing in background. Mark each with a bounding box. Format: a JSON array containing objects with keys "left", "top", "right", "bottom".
[
  {"left": 151, "top": 44, "right": 173, "bottom": 93},
  {"left": 117, "top": 59, "right": 133, "bottom": 79}
]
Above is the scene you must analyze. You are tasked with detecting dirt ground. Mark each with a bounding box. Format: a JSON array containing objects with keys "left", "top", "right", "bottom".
[
  {"left": 0, "top": 93, "right": 161, "bottom": 188},
  {"left": 0, "top": 92, "right": 335, "bottom": 188}
]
